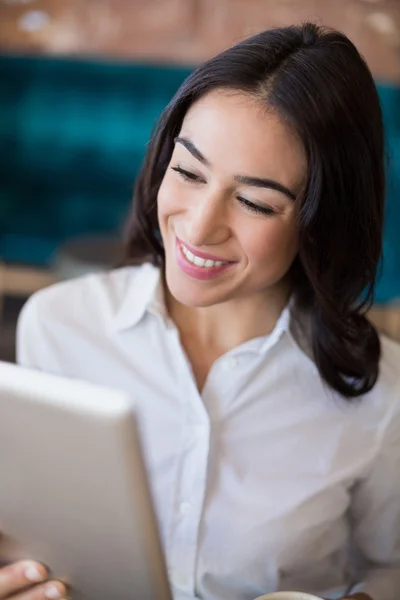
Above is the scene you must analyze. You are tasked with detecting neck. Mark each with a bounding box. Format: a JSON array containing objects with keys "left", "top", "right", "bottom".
[{"left": 165, "top": 280, "right": 292, "bottom": 354}]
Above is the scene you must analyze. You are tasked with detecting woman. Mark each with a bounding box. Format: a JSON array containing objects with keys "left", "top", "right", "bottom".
[{"left": 1, "top": 21, "right": 399, "bottom": 600}]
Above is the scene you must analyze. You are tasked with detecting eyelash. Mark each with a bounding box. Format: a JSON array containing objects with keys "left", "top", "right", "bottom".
[{"left": 170, "top": 166, "right": 275, "bottom": 216}]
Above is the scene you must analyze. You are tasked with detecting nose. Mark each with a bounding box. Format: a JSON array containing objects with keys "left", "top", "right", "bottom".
[{"left": 185, "top": 188, "right": 230, "bottom": 248}]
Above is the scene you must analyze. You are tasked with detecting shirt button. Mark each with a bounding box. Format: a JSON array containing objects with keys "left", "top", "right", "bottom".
[
  {"left": 172, "top": 570, "right": 191, "bottom": 589},
  {"left": 222, "top": 356, "right": 239, "bottom": 370},
  {"left": 179, "top": 502, "right": 192, "bottom": 516}
]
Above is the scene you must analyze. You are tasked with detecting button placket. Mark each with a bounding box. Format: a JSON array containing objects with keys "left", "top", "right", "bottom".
[
  {"left": 203, "top": 352, "right": 246, "bottom": 407},
  {"left": 179, "top": 501, "right": 192, "bottom": 516},
  {"left": 166, "top": 326, "right": 210, "bottom": 596}
]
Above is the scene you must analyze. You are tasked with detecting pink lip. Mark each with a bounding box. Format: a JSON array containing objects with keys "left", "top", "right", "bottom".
[
  {"left": 175, "top": 238, "right": 235, "bottom": 281},
  {"left": 176, "top": 236, "right": 233, "bottom": 263}
]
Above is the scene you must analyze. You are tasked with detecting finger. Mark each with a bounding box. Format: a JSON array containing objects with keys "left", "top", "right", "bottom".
[
  {"left": 0, "top": 560, "right": 47, "bottom": 598},
  {"left": 9, "top": 579, "right": 68, "bottom": 600}
]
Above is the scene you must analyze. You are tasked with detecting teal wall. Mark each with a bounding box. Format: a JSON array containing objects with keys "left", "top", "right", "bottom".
[
  {"left": 0, "top": 55, "right": 192, "bottom": 265},
  {"left": 379, "top": 83, "right": 400, "bottom": 303},
  {"left": 1, "top": 54, "right": 399, "bottom": 302}
]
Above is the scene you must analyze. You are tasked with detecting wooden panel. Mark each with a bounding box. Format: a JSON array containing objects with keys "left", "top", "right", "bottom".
[
  {"left": 197, "top": 0, "right": 400, "bottom": 80},
  {"left": 369, "top": 304, "right": 400, "bottom": 342},
  {"left": 73, "top": 0, "right": 199, "bottom": 60},
  {"left": 0, "top": 0, "right": 199, "bottom": 60},
  {"left": 0, "top": 0, "right": 399, "bottom": 81},
  {"left": 0, "top": 0, "right": 79, "bottom": 54},
  {"left": 0, "top": 264, "right": 55, "bottom": 297}
]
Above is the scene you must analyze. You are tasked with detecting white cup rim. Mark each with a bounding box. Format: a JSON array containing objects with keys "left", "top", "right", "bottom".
[{"left": 254, "top": 593, "right": 323, "bottom": 600}]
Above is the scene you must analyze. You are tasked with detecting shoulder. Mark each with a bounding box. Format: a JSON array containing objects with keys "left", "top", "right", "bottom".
[
  {"left": 363, "top": 334, "right": 400, "bottom": 436},
  {"left": 16, "top": 264, "right": 155, "bottom": 369},
  {"left": 18, "top": 266, "right": 137, "bottom": 329},
  {"left": 292, "top": 305, "right": 400, "bottom": 429}
]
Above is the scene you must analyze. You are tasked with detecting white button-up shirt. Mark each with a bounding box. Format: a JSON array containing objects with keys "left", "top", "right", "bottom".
[{"left": 16, "top": 264, "right": 400, "bottom": 600}]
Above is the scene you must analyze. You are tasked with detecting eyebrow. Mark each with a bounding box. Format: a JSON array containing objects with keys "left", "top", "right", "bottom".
[{"left": 174, "top": 136, "right": 297, "bottom": 201}]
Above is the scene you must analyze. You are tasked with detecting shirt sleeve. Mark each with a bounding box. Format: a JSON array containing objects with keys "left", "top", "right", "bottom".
[{"left": 348, "top": 380, "right": 400, "bottom": 600}]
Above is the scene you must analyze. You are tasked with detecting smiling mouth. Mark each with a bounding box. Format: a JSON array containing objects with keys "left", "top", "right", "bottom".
[
  {"left": 180, "top": 242, "right": 229, "bottom": 268},
  {"left": 175, "top": 238, "right": 235, "bottom": 280}
]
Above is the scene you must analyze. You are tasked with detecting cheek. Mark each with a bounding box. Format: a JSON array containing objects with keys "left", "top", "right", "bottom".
[
  {"left": 157, "top": 173, "right": 184, "bottom": 221},
  {"left": 157, "top": 178, "right": 170, "bottom": 222},
  {"left": 240, "top": 218, "right": 298, "bottom": 268}
]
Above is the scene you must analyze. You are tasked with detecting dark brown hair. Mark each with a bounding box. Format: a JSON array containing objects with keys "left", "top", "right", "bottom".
[{"left": 123, "top": 22, "right": 385, "bottom": 399}]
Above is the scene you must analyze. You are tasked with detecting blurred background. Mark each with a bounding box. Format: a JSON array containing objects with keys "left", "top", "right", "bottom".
[{"left": 0, "top": 0, "right": 399, "bottom": 361}]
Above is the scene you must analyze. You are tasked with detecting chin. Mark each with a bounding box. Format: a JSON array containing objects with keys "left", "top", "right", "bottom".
[{"left": 165, "top": 269, "right": 227, "bottom": 308}]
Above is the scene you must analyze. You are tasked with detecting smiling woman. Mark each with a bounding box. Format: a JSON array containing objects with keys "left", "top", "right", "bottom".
[
  {"left": 11, "top": 21, "right": 400, "bottom": 600},
  {"left": 124, "top": 22, "right": 384, "bottom": 399},
  {"left": 157, "top": 91, "right": 303, "bottom": 319}
]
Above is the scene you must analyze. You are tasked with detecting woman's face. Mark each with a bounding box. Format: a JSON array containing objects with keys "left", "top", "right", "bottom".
[{"left": 157, "top": 89, "right": 307, "bottom": 308}]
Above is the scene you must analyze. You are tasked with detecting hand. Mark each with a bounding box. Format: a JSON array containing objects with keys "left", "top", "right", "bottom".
[{"left": 0, "top": 561, "right": 68, "bottom": 599}]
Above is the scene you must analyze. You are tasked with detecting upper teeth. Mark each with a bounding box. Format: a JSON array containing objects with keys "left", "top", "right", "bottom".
[{"left": 181, "top": 244, "right": 226, "bottom": 268}]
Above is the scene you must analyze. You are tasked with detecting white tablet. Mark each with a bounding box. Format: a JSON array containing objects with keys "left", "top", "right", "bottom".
[{"left": 0, "top": 361, "right": 173, "bottom": 600}]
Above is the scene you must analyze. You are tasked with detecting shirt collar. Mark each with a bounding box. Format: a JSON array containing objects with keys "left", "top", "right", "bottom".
[
  {"left": 257, "top": 301, "right": 292, "bottom": 354},
  {"left": 111, "top": 263, "right": 167, "bottom": 332},
  {"left": 111, "top": 265, "right": 309, "bottom": 359}
]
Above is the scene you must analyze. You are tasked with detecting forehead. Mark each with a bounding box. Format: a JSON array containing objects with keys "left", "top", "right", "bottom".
[{"left": 179, "top": 90, "right": 306, "bottom": 189}]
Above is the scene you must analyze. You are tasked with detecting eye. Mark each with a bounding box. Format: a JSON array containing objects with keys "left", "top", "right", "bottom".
[
  {"left": 237, "top": 196, "right": 275, "bottom": 216},
  {"left": 171, "top": 166, "right": 204, "bottom": 183}
]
